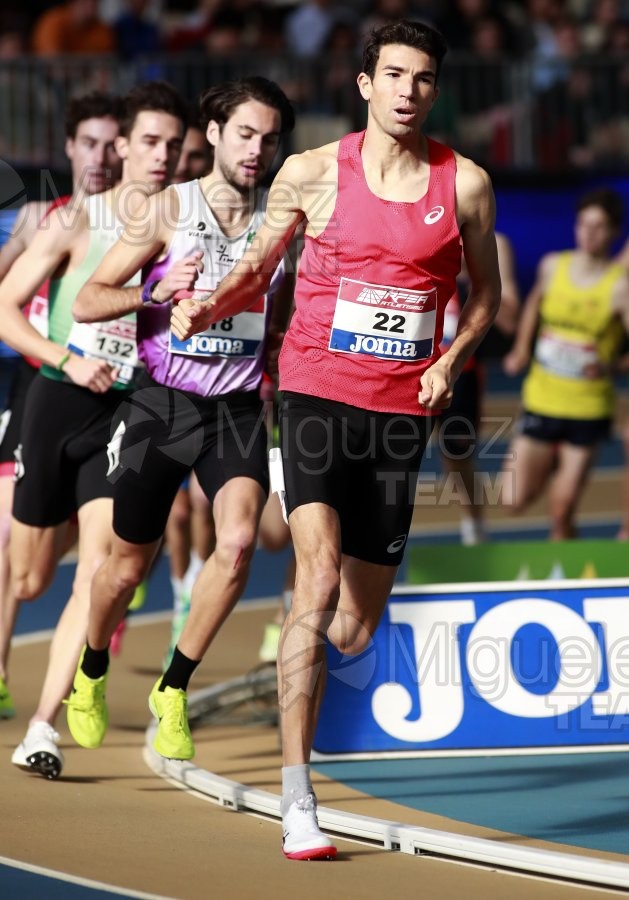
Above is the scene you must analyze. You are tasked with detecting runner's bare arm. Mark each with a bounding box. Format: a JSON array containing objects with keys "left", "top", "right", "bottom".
[
  {"left": 0, "top": 201, "right": 47, "bottom": 281},
  {"left": 612, "top": 272, "right": 629, "bottom": 333},
  {"left": 265, "top": 249, "right": 297, "bottom": 381},
  {"left": 73, "top": 191, "right": 176, "bottom": 322},
  {"left": 502, "top": 253, "right": 557, "bottom": 376},
  {"left": 419, "top": 160, "right": 500, "bottom": 408},
  {"left": 171, "top": 154, "right": 314, "bottom": 340},
  {"left": 0, "top": 209, "right": 80, "bottom": 367},
  {"left": 494, "top": 231, "right": 520, "bottom": 337}
]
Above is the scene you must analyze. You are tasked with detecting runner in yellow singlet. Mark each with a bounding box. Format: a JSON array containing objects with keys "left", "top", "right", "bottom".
[{"left": 502, "top": 189, "right": 629, "bottom": 539}]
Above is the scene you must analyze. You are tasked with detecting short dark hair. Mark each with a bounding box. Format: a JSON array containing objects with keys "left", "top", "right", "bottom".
[
  {"left": 119, "top": 81, "right": 188, "bottom": 138},
  {"left": 362, "top": 20, "right": 448, "bottom": 82},
  {"left": 199, "top": 76, "right": 295, "bottom": 135},
  {"left": 65, "top": 91, "right": 124, "bottom": 139},
  {"left": 577, "top": 188, "right": 624, "bottom": 231}
]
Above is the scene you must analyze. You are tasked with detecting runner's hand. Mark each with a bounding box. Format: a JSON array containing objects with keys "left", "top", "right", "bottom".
[
  {"left": 64, "top": 355, "right": 118, "bottom": 393},
  {"left": 419, "top": 361, "right": 454, "bottom": 410},
  {"left": 152, "top": 252, "right": 204, "bottom": 303},
  {"left": 171, "top": 298, "right": 216, "bottom": 340},
  {"left": 502, "top": 348, "right": 529, "bottom": 376}
]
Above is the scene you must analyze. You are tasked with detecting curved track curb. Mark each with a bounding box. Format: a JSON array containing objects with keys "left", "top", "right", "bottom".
[{"left": 144, "top": 676, "right": 629, "bottom": 891}]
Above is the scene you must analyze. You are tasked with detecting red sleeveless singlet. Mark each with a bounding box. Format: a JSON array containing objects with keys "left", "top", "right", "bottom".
[{"left": 278, "top": 131, "right": 461, "bottom": 415}]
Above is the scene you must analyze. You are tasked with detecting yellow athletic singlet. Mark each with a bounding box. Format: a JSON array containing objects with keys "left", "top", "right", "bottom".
[{"left": 523, "top": 252, "right": 624, "bottom": 420}]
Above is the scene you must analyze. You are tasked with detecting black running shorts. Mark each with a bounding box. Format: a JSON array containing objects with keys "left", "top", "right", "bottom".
[
  {"left": 518, "top": 410, "right": 612, "bottom": 447},
  {"left": 110, "top": 379, "right": 269, "bottom": 545},
  {"left": 0, "top": 358, "right": 38, "bottom": 471},
  {"left": 279, "top": 391, "right": 435, "bottom": 566},
  {"left": 12, "top": 374, "right": 128, "bottom": 527}
]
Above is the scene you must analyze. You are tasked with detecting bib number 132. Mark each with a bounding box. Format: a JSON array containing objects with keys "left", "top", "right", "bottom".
[{"left": 95, "top": 335, "right": 134, "bottom": 358}]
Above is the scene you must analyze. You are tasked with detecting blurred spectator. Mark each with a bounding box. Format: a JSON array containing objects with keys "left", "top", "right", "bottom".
[
  {"left": 113, "top": 0, "right": 162, "bottom": 59},
  {"left": 31, "top": 0, "right": 116, "bottom": 55},
  {"left": 321, "top": 22, "right": 360, "bottom": 115},
  {"left": 455, "top": 15, "right": 516, "bottom": 164},
  {"left": 101, "top": 0, "right": 164, "bottom": 21},
  {"left": 284, "top": 0, "right": 342, "bottom": 58},
  {"left": 581, "top": 0, "right": 624, "bottom": 51},
  {"left": 205, "top": 9, "right": 247, "bottom": 53},
  {"left": 0, "top": 30, "right": 27, "bottom": 60},
  {"left": 605, "top": 19, "right": 629, "bottom": 51},
  {"left": 166, "top": 0, "right": 221, "bottom": 53},
  {"left": 361, "top": 0, "right": 434, "bottom": 41},
  {"left": 524, "top": 0, "right": 567, "bottom": 90},
  {"left": 438, "top": 0, "right": 518, "bottom": 53}
]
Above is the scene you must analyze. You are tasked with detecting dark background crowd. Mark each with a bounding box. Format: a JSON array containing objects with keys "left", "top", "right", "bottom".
[{"left": 0, "top": 0, "right": 628, "bottom": 173}]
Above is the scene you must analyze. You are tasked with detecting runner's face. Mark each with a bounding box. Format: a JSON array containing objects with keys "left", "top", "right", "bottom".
[
  {"left": 66, "top": 117, "right": 121, "bottom": 195},
  {"left": 358, "top": 43, "right": 439, "bottom": 138},
  {"left": 209, "top": 99, "right": 281, "bottom": 194},
  {"left": 172, "top": 127, "right": 212, "bottom": 183},
  {"left": 117, "top": 110, "right": 184, "bottom": 190},
  {"left": 575, "top": 206, "right": 616, "bottom": 257}
]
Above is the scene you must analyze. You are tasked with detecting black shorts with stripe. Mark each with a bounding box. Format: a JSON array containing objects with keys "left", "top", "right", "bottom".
[
  {"left": 279, "top": 391, "right": 434, "bottom": 566},
  {"left": 12, "top": 373, "right": 128, "bottom": 527},
  {"left": 110, "top": 376, "right": 269, "bottom": 545},
  {"left": 0, "top": 358, "right": 38, "bottom": 469}
]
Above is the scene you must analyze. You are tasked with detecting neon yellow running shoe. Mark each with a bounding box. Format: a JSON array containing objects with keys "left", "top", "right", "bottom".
[
  {"left": 129, "top": 579, "right": 148, "bottom": 611},
  {"left": 148, "top": 678, "right": 194, "bottom": 760},
  {"left": 258, "top": 622, "right": 282, "bottom": 663},
  {"left": 65, "top": 649, "right": 109, "bottom": 749},
  {"left": 0, "top": 675, "right": 16, "bottom": 719}
]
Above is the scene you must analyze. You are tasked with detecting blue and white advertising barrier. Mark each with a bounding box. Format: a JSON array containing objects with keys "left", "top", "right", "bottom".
[{"left": 312, "top": 580, "right": 629, "bottom": 759}]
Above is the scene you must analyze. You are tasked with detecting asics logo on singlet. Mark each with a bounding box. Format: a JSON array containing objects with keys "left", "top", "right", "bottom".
[
  {"left": 424, "top": 205, "right": 445, "bottom": 225},
  {"left": 355, "top": 288, "right": 429, "bottom": 307},
  {"left": 386, "top": 535, "right": 407, "bottom": 554}
]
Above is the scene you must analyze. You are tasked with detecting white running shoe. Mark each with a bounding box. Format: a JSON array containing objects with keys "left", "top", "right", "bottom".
[
  {"left": 11, "top": 721, "right": 64, "bottom": 779},
  {"left": 282, "top": 793, "right": 337, "bottom": 860}
]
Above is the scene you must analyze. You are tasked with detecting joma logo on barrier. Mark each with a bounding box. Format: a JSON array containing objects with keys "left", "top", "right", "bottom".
[{"left": 313, "top": 583, "right": 629, "bottom": 756}]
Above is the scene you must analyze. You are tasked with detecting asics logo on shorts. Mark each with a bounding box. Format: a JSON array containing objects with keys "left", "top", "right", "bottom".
[
  {"left": 424, "top": 206, "right": 445, "bottom": 225},
  {"left": 386, "top": 535, "right": 407, "bottom": 554}
]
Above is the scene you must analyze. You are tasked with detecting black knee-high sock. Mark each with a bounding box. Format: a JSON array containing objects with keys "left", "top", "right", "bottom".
[
  {"left": 160, "top": 647, "right": 200, "bottom": 692},
  {"left": 81, "top": 643, "right": 110, "bottom": 680}
]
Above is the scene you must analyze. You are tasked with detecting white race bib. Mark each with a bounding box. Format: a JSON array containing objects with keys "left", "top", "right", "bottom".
[
  {"left": 66, "top": 319, "right": 138, "bottom": 386},
  {"left": 535, "top": 328, "right": 598, "bottom": 379},
  {"left": 328, "top": 277, "right": 436, "bottom": 362}
]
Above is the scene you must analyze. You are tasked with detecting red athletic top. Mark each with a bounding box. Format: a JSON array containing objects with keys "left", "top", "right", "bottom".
[
  {"left": 279, "top": 132, "right": 461, "bottom": 415},
  {"left": 23, "top": 195, "right": 71, "bottom": 369}
]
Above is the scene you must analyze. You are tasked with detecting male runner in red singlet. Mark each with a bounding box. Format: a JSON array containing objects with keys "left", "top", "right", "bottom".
[{"left": 172, "top": 20, "right": 501, "bottom": 860}]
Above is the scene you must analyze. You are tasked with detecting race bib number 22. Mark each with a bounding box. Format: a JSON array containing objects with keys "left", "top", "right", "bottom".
[{"left": 328, "top": 277, "right": 437, "bottom": 362}]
